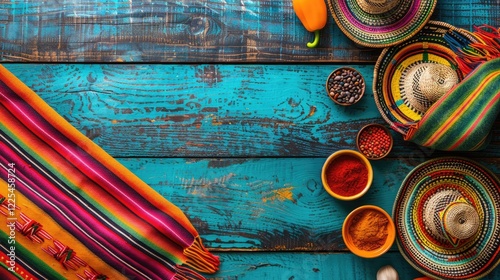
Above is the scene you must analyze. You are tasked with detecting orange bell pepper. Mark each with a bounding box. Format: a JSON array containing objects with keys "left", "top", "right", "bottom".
[{"left": 292, "top": 0, "right": 327, "bottom": 48}]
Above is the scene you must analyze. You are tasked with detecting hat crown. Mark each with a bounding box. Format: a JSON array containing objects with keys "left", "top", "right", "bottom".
[
  {"left": 400, "top": 62, "right": 459, "bottom": 115},
  {"left": 423, "top": 191, "right": 480, "bottom": 247},
  {"left": 356, "top": 0, "right": 400, "bottom": 14},
  {"left": 442, "top": 202, "right": 480, "bottom": 240},
  {"left": 416, "top": 63, "right": 458, "bottom": 103}
]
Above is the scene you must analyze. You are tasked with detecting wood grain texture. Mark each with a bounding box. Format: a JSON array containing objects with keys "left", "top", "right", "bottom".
[
  {"left": 203, "top": 252, "right": 423, "bottom": 279},
  {"left": 117, "top": 157, "right": 500, "bottom": 251},
  {"left": 4, "top": 63, "right": 499, "bottom": 158},
  {"left": 201, "top": 251, "right": 500, "bottom": 279},
  {"left": 2, "top": 1, "right": 500, "bottom": 278},
  {"left": 0, "top": 0, "right": 498, "bottom": 63}
]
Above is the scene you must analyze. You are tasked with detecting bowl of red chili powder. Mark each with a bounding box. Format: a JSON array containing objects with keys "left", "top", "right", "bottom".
[
  {"left": 342, "top": 205, "right": 395, "bottom": 258},
  {"left": 321, "top": 150, "right": 373, "bottom": 200},
  {"left": 356, "top": 123, "right": 393, "bottom": 160}
]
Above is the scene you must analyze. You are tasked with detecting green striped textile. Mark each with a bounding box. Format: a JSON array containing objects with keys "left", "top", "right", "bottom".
[{"left": 405, "top": 58, "right": 500, "bottom": 151}]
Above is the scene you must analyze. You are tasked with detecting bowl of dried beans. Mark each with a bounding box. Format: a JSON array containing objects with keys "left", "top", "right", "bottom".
[
  {"left": 326, "top": 67, "right": 366, "bottom": 106},
  {"left": 356, "top": 124, "right": 393, "bottom": 160}
]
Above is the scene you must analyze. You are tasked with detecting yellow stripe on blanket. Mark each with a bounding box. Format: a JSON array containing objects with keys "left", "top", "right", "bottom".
[{"left": 0, "top": 179, "right": 127, "bottom": 280}]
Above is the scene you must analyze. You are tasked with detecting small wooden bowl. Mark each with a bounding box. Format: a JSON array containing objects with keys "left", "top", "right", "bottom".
[
  {"left": 325, "top": 67, "right": 366, "bottom": 106},
  {"left": 321, "top": 150, "right": 373, "bottom": 201},
  {"left": 356, "top": 123, "right": 393, "bottom": 160},
  {"left": 342, "top": 205, "right": 395, "bottom": 258}
]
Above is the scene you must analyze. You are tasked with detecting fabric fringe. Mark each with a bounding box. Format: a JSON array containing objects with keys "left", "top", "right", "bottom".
[
  {"left": 174, "top": 265, "right": 206, "bottom": 280},
  {"left": 447, "top": 25, "right": 500, "bottom": 75},
  {"left": 183, "top": 236, "right": 220, "bottom": 274},
  {"left": 0, "top": 65, "right": 222, "bottom": 277}
]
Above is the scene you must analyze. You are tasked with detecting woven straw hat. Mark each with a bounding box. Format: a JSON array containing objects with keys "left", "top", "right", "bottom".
[
  {"left": 326, "top": 0, "right": 437, "bottom": 47},
  {"left": 393, "top": 157, "right": 500, "bottom": 279},
  {"left": 373, "top": 21, "right": 477, "bottom": 135}
]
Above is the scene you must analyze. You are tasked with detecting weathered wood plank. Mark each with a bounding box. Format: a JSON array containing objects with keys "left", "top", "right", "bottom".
[
  {"left": 201, "top": 251, "right": 500, "bottom": 279},
  {"left": 0, "top": 0, "right": 498, "bottom": 63},
  {"left": 202, "top": 252, "right": 423, "bottom": 279},
  {"left": 4, "top": 63, "right": 499, "bottom": 158},
  {"left": 117, "top": 157, "right": 500, "bottom": 251}
]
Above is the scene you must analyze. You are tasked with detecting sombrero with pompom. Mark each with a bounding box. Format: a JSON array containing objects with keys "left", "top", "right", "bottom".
[{"left": 394, "top": 157, "right": 500, "bottom": 279}]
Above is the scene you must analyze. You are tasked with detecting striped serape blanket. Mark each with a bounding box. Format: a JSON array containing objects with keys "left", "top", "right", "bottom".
[{"left": 0, "top": 65, "right": 219, "bottom": 279}]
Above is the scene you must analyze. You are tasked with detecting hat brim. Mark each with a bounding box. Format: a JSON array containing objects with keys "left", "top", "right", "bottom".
[
  {"left": 326, "top": 0, "right": 437, "bottom": 47},
  {"left": 393, "top": 157, "right": 500, "bottom": 279},
  {"left": 373, "top": 21, "right": 477, "bottom": 135}
]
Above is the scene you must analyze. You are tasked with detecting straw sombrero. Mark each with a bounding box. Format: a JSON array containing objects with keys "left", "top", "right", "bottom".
[
  {"left": 373, "top": 21, "right": 477, "bottom": 135},
  {"left": 393, "top": 157, "right": 500, "bottom": 279},
  {"left": 326, "top": 0, "right": 437, "bottom": 47}
]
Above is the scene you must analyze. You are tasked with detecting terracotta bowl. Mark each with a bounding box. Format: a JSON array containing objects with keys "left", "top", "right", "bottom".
[
  {"left": 321, "top": 150, "right": 373, "bottom": 201},
  {"left": 356, "top": 123, "right": 393, "bottom": 160},
  {"left": 325, "top": 67, "right": 366, "bottom": 106},
  {"left": 342, "top": 205, "right": 395, "bottom": 258}
]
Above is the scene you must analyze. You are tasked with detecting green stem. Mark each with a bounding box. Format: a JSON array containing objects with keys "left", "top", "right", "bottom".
[{"left": 306, "top": 30, "right": 320, "bottom": 48}]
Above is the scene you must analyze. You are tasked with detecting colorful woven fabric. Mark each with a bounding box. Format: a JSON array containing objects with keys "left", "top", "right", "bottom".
[
  {"left": 0, "top": 65, "right": 219, "bottom": 279},
  {"left": 448, "top": 25, "right": 500, "bottom": 76},
  {"left": 405, "top": 57, "right": 500, "bottom": 151},
  {"left": 373, "top": 21, "right": 476, "bottom": 135},
  {"left": 326, "top": 0, "right": 437, "bottom": 47},
  {"left": 393, "top": 157, "right": 500, "bottom": 280}
]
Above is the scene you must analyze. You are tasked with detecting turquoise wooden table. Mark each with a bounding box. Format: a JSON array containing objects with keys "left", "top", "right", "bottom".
[{"left": 1, "top": 0, "right": 500, "bottom": 279}]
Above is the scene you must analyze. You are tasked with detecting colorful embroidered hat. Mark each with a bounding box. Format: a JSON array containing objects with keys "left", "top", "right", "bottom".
[
  {"left": 393, "top": 157, "right": 500, "bottom": 280},
  {"left": 373, "top": 21, "right": 477, "bottom": 136},
  {"left": 326, "top": 0, "right": 437, "bottom": 47}
]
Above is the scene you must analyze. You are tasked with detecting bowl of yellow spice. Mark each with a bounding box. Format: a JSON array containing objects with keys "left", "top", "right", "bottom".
[{"left": 342, "top": 205, "right": 395, "bottom": 258}]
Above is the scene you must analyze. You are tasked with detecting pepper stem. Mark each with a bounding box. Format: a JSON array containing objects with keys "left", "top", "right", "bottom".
[{"left": 306, "top": 30, "right": 320, "bottom": 48}]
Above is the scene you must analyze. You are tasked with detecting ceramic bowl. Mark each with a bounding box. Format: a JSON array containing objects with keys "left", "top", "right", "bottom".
[
  {"left": 325, "top": 67, "right": 366, "bottom": 106},
  {"left": 342, "top": 205, "right": 396, "bottom": 258},
  {"left": 356, "top": 123, "right": 393, "bottom": 160},
  {"left": 321, "top": 149, "right": 373, "bottom": 201}
]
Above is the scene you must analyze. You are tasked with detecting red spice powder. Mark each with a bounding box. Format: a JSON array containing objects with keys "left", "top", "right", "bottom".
[{"left": 325, "top": 155, "right": 368, "bottom": 196}]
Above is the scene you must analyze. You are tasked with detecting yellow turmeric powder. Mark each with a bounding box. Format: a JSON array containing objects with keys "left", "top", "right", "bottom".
[{"left": 348, "top": 209, "right": 389, "bottom": 251}]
